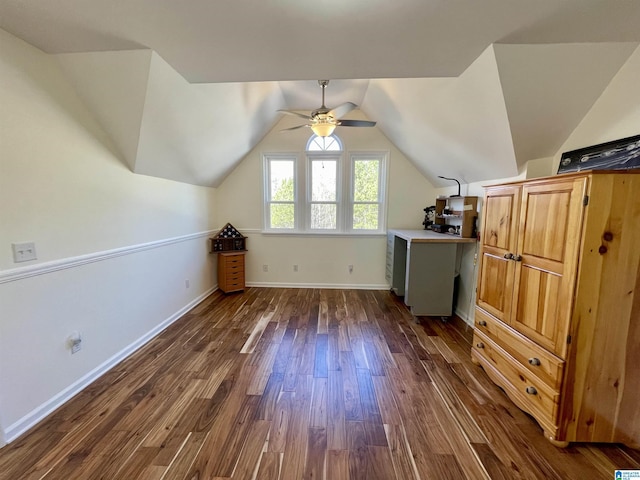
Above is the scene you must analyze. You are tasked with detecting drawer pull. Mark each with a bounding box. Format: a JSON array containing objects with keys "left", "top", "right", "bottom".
[
  {"left": 528, "top": 358, "right": 541, "bottom": 366},
  {"left": 525, "top": 386, "right": 538, "bottom": 395},
  {"left": 513, "top": 254, "right": 523, "bottom": 262},
  {"left": 476, "top": 342, "right": 485, "bottom": 349},
  {"left": 504, "top": 253, "right": 514, "bottom": 260},
  {"left": 478, "top": 320, "right": 487, "bottom": 327}
]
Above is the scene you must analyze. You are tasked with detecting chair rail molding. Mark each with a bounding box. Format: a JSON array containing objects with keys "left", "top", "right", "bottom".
[{"left": 0, "top": 230, "right": 217, "bottom": 285}]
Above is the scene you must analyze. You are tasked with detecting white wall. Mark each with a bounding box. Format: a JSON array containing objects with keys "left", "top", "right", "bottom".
[
  {"left": 365, "top": 46, "right": 519, "bottom": 187},
  {"left": 0, "top": 29, "right": 218, "bottom": 444},
  {"left": 55, "top": 49, "right": 286, "bottom": 188},
  {"left": 555, "top": 45, "right": 640, "bottom": 169},
  {"left": 215, "top": 112, "right": 435, "bottom": 287},
  {"left": 493, "top": 43, "right": 637, "bottom": 164}
]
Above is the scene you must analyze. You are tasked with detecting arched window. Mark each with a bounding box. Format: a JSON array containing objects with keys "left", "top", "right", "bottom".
[{"left": 306, "top": 133, "right": 343, "bottom": 151}]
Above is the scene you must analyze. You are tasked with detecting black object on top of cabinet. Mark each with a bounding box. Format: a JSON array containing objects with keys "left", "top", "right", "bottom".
[{"left": 210, "top": 223, "right": 247, "bottom": 252}]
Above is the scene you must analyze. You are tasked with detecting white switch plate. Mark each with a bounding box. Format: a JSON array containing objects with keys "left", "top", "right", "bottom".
[
  {"left": 12, "top": 242, "right": 37, "bottom": 262},
  {"left": 68, "top": 331, "right": 82, "bottom": 354}
]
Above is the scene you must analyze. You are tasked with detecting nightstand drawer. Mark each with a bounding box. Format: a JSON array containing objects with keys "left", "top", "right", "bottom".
[
  {"left": 225, "top": 264, "right": 244, "bottom": 275},
  {"left": 226, "top": 271, "right": 244, "bottom": 282},
  {"left": 221, "top": 255, "right": 244, "bottom": 267},
  {"left": 217, "top": 252, "right": 246, "bottom": 293}
]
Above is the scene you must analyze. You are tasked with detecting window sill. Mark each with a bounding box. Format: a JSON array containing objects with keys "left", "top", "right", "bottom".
[{"left": 260, "top": 231, "right": 387, "bottom": 238}]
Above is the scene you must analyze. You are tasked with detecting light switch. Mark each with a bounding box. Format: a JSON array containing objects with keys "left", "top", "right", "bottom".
[{"left": 12, "top": 242, "right": 37, "bottom": 263}]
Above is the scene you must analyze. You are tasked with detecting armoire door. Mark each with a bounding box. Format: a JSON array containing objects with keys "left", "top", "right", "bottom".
[
  {"left": 509, "top": 177, "right": 588, "bottom": 358},
  {"left": 476, "top": 185, "right": 520, "bottom": 322}
]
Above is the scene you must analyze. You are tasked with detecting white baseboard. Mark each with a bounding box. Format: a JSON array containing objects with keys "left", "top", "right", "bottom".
[
  {"left": 454, "top": 307, "right": 474, "bottom": 326},
  {"left": 247, "top": 282, "right": 389, "bottom": 290},
  {"left": 3, "top": 286, "right": 217, "bottom": 445}
]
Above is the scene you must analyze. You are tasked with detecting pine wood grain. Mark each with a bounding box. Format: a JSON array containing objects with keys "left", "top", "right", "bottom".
[
  {"left": 477, "top": 172, "right": 640, "bottom": 447},
  {"left": 1, "top": 287, "right": 638, "bottom": 479}
]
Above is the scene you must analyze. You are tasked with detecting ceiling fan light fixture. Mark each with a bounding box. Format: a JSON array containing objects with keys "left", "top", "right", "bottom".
[
  {"left": 311, "top": 123, "right": 336, "bottom": 137},
  {"left": 279, "top": 79, "right": 374, "bottom": 136}
]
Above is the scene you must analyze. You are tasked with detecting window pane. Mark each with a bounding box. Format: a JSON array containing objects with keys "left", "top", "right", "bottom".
[
  {"left": 354, "top": 160, "right": 379, "bottom": 202},
  {"left": 307, "top": 134, "right": 342, "bottom": 151},
  {"left": 323, "top": 136, "right": 339, "bottom": 151},
  {"left": 312, "top": 160, "right": 337, "bottom": 201},
  {"left": 270, "top": 161, "right": 294, "bottom": 201},
  {"left": 353, "top": 204, "right": 379, "bottom": 230},
  {"left": 311, "top": 204, "right": 337, "bottom": 229},
  {"left": 270, "top": 204, "right": 295, "bottom": 229}
]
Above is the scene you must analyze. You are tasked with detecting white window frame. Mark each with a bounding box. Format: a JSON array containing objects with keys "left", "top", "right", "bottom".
[
  {"left": 306, "top": 152, "right": 342, "bottom": 232},
  {"left": 263, "top": 153, "right": 298, "bottom": 232},
  {"left": 348, "top": 152, "right": 388, "bottom": 234},
  {"left": 262, "top": 149, "right": 388, "bottom": 235}
]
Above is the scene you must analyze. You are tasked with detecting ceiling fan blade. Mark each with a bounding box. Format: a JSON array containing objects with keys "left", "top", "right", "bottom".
[
  {"left": 277, "top": 110, "right": 312, "bottom": 120},
  {"left": 328, "top": 102, "right": 357, "bottom": 119},
  {"left": 280, "top": 124, "right": 310, "bottom": 132},
  {"left": 338, "top": 119, "right": 377, "bottom": 127}
]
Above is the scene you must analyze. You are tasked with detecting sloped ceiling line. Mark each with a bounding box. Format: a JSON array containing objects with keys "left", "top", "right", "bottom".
[
  {"left": 53, "top": 42, "right": 636, "bottom": 188},
  {"left": 55, "top": 49, "right": 153, "bottom": 172},
  {"left": 493, "top": 42, "right": 638, "bottom": 164}
]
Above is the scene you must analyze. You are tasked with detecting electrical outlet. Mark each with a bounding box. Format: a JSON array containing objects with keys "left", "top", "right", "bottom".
[
  {"left": 348, "top": 264, "right": 354, "bottom": 274},
  {"left": 263, "top": 264, "right": 268, "bottom": 272},
  {"left": 12, "top": 242, "right": 37, "bottom": 263},
  {"left": 293, "top": 265, "right": 298, "bottom": 272}
]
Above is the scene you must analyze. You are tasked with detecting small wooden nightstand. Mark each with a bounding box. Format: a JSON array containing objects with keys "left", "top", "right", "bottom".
[{"left": 217, "top": 251, "right": 246, "bottom": 293}]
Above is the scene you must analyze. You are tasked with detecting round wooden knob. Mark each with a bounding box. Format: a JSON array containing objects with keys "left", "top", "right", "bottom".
[
  {"left": 526, "top": 386, "right": 538, "bottom": 395},
  {"left": 528, "top": 358, "right": 541, "bottom": 366},
  {"left": 476, "top": 342, "right": 485, "bottom": 349}
]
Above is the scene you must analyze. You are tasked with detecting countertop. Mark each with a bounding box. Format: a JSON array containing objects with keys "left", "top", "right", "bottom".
[{"left": 388, "top": 229, "right": 476, "bottom": 244}]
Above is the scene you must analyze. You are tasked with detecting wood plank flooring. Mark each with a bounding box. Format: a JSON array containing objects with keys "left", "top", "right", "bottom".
[{"left": 1, "top": 288, "right": 638, "bottom": 479}]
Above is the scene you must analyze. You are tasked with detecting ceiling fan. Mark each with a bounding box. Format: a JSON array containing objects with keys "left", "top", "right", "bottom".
[{"left": 278, "top": 80, "right": 376, "bottom": 137}]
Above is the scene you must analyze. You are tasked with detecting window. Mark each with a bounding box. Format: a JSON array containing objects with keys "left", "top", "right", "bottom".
[
  {"left": 308, "top": 154, "right": 339, "bottom": 230},
  {"left": 264, "top": 154, "right": 296, "bottom": 230},
  {"left": 351, "top": 154, "right": 385, "bottom": 231},
  {"left": 263, "top": 136, "right": 387, "bottom": 234}
]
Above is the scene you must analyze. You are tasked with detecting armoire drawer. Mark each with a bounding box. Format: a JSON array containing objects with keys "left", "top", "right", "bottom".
[
  {"left": 472, "top": 330, "right": 560, "bottom": 430},
  {"left": 474, "top": 308, "right": 564, "bottom": 390}
]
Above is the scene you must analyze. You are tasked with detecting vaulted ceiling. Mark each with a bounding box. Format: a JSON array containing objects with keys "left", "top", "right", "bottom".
[{"left": 1, "top": 0, "right": 639, "bottom": 187}]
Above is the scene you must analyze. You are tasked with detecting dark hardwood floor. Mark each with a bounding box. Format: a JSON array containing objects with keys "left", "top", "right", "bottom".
[{"left": 1, "top": 288, "right": 638, "bottom": 479}]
